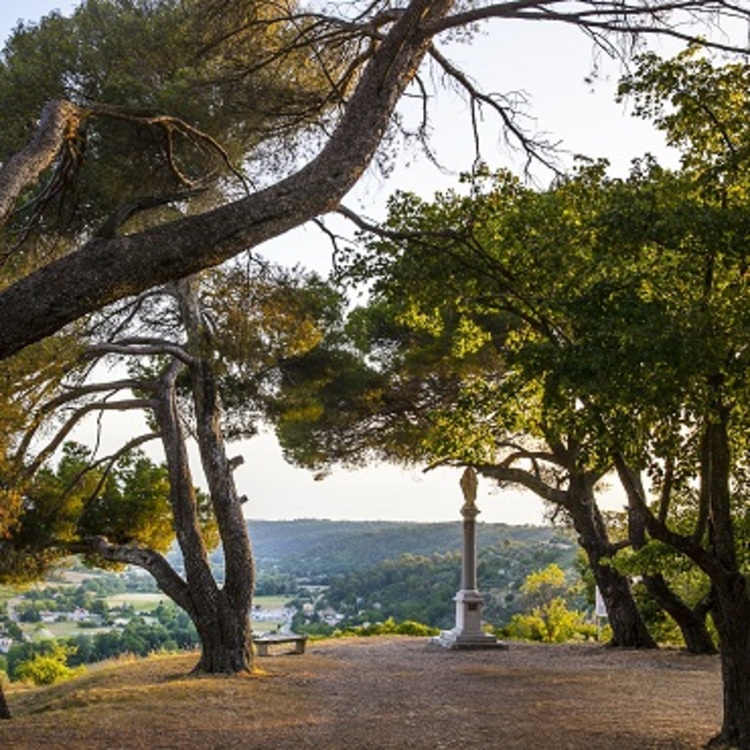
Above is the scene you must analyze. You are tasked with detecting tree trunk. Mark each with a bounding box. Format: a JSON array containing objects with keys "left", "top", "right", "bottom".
[
  {"left": 586, "top": 546, "right": 656, "bottom": 649},
  {"left": 192, "top": 593, "right": 254, "bottom": 674},
  {"left": 0, "top": 684, "right": 11, "bottom": 720},
  {"left": 707, "top": 573, "right": 750, "bottom": 749},
  {"left": 617, "top": 458, "right": 715, "bottom": 653},
  {"left": 153, "top": 358, "right": 254, "bottom": 675},
  {"left": 642, "top": 573, "right": 716, "bottom": 655},
  {"left": 176, "top": 278, "right": 255, "bottom": 674},
  {"left": 565, "top": 481, "right": 656, "bottom": 649},
  {"left": 704, "top": 411, "right": 750, "bottom": 748}
]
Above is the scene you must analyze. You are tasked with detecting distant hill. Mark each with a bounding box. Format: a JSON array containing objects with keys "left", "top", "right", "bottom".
[{"left": 246, "top": 519, "right": 563, "bottom": 577}]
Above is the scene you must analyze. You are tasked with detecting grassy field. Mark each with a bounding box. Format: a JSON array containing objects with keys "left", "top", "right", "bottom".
[
  {"left": 106, "top": 592, "right": 170, "bottom": 611},
  {"left": 252, "top": 595, "right": 293, "bottom": 609}
]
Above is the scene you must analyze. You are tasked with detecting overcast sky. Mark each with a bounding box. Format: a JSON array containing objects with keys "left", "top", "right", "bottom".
[{"left": 0, "top": 1, "right": 715, "bottom": 525}]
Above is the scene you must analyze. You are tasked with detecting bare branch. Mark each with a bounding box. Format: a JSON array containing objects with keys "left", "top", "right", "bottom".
[
  {"left": 74, "top": 536, "right": 192, "bottom": 613},
  {"left": 87, "top": 340, "right": 195, "bottom": 364},
  {"left": 65, "top": 432, "right": 162, "bottom": 506},
  {"left": 430, "top": 2, "right": 750, "bottom": 57},
  {"left": 21, "top": 398, "right": 156, "bottom": 479},
  {"left": 0, "top": 100, "right": 82, "bottom": 227},
  {"left": 95, "top": 189, "right": 209, "bottom": 239},
  {"left": 428, "top": 45, "right": 562, "bottom": 175}
]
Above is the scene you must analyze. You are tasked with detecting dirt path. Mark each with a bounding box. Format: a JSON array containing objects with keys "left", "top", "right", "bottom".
[
  {"left": 294, "top": 637, "right": 722, "bottom": 749},
  {"left": 0, "top": 637, "right": 722, "bottom": 749}
]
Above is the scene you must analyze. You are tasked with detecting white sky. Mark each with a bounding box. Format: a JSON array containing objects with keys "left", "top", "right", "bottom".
[{"left": 3, "top": 1, "right": 735, "bottom": 525}]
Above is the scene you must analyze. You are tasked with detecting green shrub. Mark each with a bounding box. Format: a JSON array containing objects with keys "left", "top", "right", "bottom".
[
  {"left": 15, "top": 642, "right": 83, "bottom": 686},
  {"left": 336, "top": 617, "right": 439, "bottom": 638}
]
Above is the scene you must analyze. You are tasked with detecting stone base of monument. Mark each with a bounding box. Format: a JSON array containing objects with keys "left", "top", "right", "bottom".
[
  {"left": 431, "top": 629, "right": 508, "bottom": 650},
  {"left": 431, "top": 589, "right": 508, "bottom": 650}
]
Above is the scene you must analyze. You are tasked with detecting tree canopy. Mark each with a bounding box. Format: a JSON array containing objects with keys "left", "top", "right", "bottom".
[{"left": 270, "top": 48, "right": 750, "bottom": 746}]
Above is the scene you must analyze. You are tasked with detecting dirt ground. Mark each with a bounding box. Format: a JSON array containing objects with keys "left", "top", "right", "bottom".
[{"left": 0, "top": 636, "right": 723, "bottom": 749}]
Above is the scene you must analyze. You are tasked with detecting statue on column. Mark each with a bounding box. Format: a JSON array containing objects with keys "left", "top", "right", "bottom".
[{"left": 432, "top": 467, "right": 506, "bottom": 650}]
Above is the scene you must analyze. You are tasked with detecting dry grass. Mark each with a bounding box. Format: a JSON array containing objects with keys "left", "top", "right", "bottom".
[{"left": 0, "top": 638, "right": 722, "bottom": 749}]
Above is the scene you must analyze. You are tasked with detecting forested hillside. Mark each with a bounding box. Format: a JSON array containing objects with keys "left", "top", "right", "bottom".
[{"left": 246, "top": 519, "right": 566, "bottom": 577}]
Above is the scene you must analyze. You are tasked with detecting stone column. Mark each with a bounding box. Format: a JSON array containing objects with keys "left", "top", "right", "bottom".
[
  {"left": 460, "top": 467, "right": 479, "bottom": 592},
  {"left": 433, "top": 468, "right": 505, "bottom": 650}
]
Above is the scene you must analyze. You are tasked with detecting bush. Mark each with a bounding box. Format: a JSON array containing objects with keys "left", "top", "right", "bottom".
[
  {"left": 15, "top": 643, "right": 83, "bottom": 686},
  {"left": 338, "top": 617, "right": 439, "bottom": 638}
]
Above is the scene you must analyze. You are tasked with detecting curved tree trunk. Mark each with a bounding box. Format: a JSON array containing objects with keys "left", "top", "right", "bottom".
[
  {"left": 75, "top": 280, "right": 256, "bottom": 675},
  {"left": 642, "top": 574, "right": 716, "bottom": 655},
  {"left": 0, "top": 0, "right": 458, "bottom": 360},
  {"left": 177, "top": 277, "right": 255, "bottom": 674},
  {"left": 565, "top": 475, "right": 656, "bottom": 649},
  {"left": 617, "top": 460, "right": 716, "bottom": 654}
]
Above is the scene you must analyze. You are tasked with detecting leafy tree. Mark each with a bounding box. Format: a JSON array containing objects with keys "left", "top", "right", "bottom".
[
  {"left": 511, "top": 564, "right": 585, "bottom": 643},
  {"left": 601, "top": 50, "right": 750, "bottom": 748},
  {"left": 274, "top": 168, "right": 659, "bottom": 649},
  {"left": 1, "top": 261, "right": 342, "bottom": 676},
  {"left": 330, "top": 49, "right": 750, "bottom": 747}
]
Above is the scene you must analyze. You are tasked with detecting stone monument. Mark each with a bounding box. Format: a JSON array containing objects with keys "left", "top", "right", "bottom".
[{"left": 433, "top": 467, "right": 506, "bottom": 649}]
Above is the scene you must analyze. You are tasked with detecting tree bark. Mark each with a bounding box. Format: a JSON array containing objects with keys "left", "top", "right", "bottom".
[
  {"left": 152, "top": 356, "right": 254, "bottom": 674},
  {"left": 0, "top": 99, "right": 81, "bottom": 226},
  {"left": 177, "top": 278, "right": 255, "bottom": 673},
  {"left": 707, "top": 573, "right": 750, "bottom": 749},
  {"left": 620, "top": 409, "right": 750, "bottom": 746},
  {"left": 618, "top": 461, "right": 716, "bottom": 654},
  {"left": 76, "top": 308, "right": 255, "bottom": 675},
  {"left": 564, "top": 484, "right": 656, "bottom": 649},
  {"left": 642, "top": 573, "right": 716, "bottom": 655},
  {"left": 0, "top": 684, "right": 11, "bottom": 720},
  {"left": 192, "top": 592, "right": 254, "bottom": 674},
  {"left": 703, "top": 411, "right": 750, "bottom": 748}
]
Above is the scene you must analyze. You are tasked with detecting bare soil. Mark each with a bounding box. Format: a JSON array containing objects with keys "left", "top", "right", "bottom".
[{"left": 0, "top": 636, "right": 722, "bottom": 749}]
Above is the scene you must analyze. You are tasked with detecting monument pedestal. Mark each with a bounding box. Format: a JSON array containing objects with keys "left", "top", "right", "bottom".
[
  {"left": 433, "top": 589, "right": 507, "bottom": 650},
  {"left": 432, "top": 469, "right": 507, "bottom": 651}
]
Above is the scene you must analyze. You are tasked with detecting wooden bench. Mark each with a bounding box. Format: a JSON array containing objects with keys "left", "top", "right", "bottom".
[{"left": 253, "top": 633, "right": 308, "bottom": 656}]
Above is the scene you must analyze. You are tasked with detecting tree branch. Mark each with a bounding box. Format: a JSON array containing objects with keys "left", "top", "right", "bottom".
[
  {"left": 0, "top": 100, "right": 82, "bottom": 227},
  {"left": 21, "top": 398, "right": 156, "bottom": 478},
  {"left": 76, "top": 536, "right": 192, "bottom": 614},
  {"left": 86, "top": 340, "right": 195, "bottom": 365},
  {"left": 0, "top": 0, "right": 457, "bottom": 360}
]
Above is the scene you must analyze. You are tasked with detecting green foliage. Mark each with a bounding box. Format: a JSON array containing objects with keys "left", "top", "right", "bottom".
[
  {"left": 2, "top": 444, "right": 180, "bottom": 581},
  {"left": 0, "top": 0, "right": 339, "bottom": 243},
  {"left": 501, "top": 564, "right": 589, "bottom": 643},
  {"left": 503, "top": 600, "right": 587, "bottom": 644},
  {"left": 336, "top": 617, "right": 439, "bottom": 638},
  {"left": 14, "top": 641, "right": 82, "bottom": 686}
]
